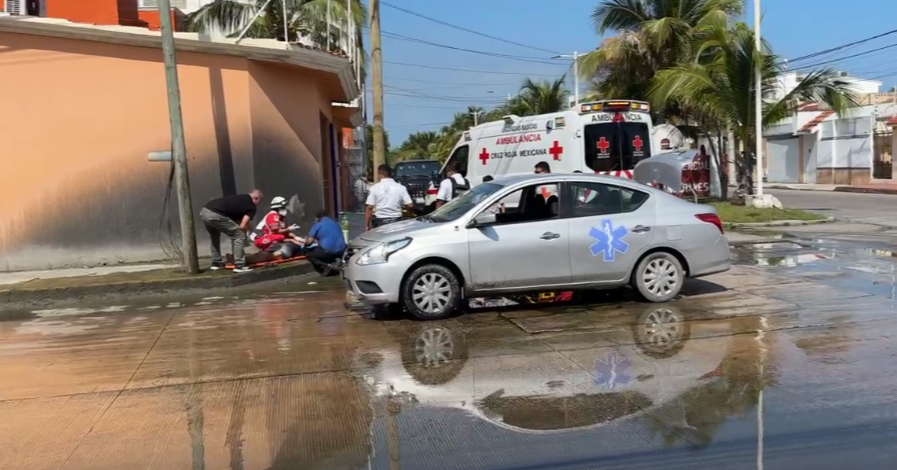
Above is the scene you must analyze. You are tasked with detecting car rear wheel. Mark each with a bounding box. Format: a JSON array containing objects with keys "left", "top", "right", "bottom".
[
  {"left": 402, "top": 264, "right": 461, "bottom": 320},
  {"left": 633, "top": 252, "right": 684, "bottom": 303}
]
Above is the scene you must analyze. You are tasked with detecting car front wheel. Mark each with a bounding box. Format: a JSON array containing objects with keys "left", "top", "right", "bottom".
[
  {"left": 633, "top": 252, "right": 684, "bottom": 303},
  {"left": 402, "top": 264, "right": 461, "bottom": 321}
]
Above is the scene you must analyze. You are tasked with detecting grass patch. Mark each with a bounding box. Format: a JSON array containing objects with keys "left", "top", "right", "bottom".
[{"left": 709, "top": 201, "right": 825, "bottom": 224}]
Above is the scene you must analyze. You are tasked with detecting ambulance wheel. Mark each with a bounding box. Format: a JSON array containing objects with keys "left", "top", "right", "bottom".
[
  {"left": 402, "top": 264, "right": 460, "bottom": 321},
  {"left": 633, "top": 251, "right": 684, "bottom": 303}
]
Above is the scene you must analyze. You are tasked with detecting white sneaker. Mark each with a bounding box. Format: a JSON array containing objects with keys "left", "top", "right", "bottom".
[
  {"left": 209, "top": 265, "right": 223, "bottom": 271},
  {"left": 233, "top": 266, "right": 252, "bottom": 273}
]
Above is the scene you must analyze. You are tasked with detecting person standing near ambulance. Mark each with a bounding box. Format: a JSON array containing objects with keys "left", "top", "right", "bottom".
[
  {"left": 365, "top": 164, "right": 414, "bottom": 231},
  {"left": 435, "top": 162, "right": 470, "bottom": 208}
]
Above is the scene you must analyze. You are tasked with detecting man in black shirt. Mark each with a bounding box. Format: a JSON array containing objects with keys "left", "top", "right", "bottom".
[{"left": 200, "top": 189, "right": 262, "bottom": 272}]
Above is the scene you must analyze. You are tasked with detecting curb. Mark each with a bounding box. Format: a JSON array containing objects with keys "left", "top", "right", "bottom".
[
  {"left": 726, "top": 237, "right": 792, "bottom": 247},
  {"left": 0, "top": 262, "right": 315, "bottom": 306},
  {"left": 766, "top": 185, "right": 836, "bottom": 192},
  {"left": 833, "top": 186, "right": 897, "bottom": 196},
  {"left": 723, "top": 217, "right": 835, "bottom": 228}
]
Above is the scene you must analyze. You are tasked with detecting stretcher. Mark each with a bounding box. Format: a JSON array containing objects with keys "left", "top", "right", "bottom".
[
  {"left": 224, "top": 254, "right": 306, "bottom": 270},
  {"left": 222, "top": 242, "right": 316, "bottom": 270},
  {"left": 469, "top": 291, "right": 576, "bottom": 309}
]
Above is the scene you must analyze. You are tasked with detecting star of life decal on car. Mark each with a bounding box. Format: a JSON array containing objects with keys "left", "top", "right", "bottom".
[{"left": 589, "top": 219, "right": 630, "bottom": 262}]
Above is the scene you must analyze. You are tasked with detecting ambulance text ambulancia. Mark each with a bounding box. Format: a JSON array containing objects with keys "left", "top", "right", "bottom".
[{"left": 426, "top": 100, "right": 658, "bottom": 207}]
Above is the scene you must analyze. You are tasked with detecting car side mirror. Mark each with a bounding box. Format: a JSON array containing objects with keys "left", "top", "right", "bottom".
[{"left": 469, "top": 212, "right": 496, "bottom": 228}]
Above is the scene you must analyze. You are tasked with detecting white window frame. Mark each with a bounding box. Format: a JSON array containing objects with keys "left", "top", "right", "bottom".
[{"left": 4, "top": 0, "right": 24, "bottom": 15}]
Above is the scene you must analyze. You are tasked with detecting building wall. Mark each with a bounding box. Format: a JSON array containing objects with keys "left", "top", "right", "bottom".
[
  {"left": 0, "top": 31, "right": 339, "bottom": 271},
  {"left": 44, "top": 0, "right": 130, "bottom": 25}
]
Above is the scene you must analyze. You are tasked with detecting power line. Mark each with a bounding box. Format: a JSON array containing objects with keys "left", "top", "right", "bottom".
[
  {"left": 381, "top": 1, "right": 562, "bottom": 55},
  {"left": 388, "top": 121, "right": 453, "bottom": 129},
  {"left": 792, "top": 42, "right": 897, "bottom": 70},
  {"left": 378, "top": 30, "right": 563, "bottom": 65},
  {"left": 384, "top": 60, "right": 564, "bottom": 76},
  {"left": 384, "top": 76, "right": 515, "bottom": 86},
  {"left": 787, "top": 28, "right": 897, "bottom": 64}
]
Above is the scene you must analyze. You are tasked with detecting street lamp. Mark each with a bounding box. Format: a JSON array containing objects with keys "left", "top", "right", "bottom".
[{"left": 553, "top": 51, "right": 579, "bottom": 106}]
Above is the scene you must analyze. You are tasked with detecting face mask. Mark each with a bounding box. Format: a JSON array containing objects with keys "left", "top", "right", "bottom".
[{"left": 278, "top": 210, "right": 287, "bottom": 216}]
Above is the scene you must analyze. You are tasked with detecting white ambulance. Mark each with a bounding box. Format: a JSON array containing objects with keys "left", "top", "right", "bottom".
[{"left": 425, "top": 100, "right": 659, "bottom": 206}]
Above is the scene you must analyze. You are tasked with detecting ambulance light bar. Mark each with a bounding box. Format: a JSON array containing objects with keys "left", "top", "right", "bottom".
[{"left": 579, "top": 100, "right": 650, "bottom": 114}]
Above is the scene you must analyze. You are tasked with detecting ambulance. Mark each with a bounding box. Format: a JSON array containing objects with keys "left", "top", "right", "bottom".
[{"left": 425, "top": 100, "right": 660, "bottom": 207}]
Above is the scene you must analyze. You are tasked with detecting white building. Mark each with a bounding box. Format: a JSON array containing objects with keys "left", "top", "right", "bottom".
[{"left": 764, "top": 73, "right": 897, "bottom": 185}]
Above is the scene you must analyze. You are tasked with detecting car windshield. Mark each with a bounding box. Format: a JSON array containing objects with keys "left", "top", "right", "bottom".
[
  {"left": 395, "top": 162, "right": 440, "bottom": 177},
  {"left": 427, "top": 182, "right": 505, "bottom": 223}
]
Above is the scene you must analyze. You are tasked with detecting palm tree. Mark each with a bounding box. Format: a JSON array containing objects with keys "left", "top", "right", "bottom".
[
  {"left": 579, "top": 0, "right": 744, "bottom": 115},
  {"left": 186, "top": 0, "right": 366, "bottom": 53},
  {"left": 393, "top": 131, "right": 439, "bottom": 162},
  {"left": 649, "top": 24, "right": 859, "bottom": 193},
  {"left": 509, "top": 76, "right": 569, "bottom": 115}
]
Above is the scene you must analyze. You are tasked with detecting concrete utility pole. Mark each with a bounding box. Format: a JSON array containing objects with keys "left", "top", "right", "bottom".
[
  {"left": 158, "top": 0, "right": 199, "bottom": 274},
  {"left": 370, "top": 0, "right": 386, "bottom": 181},
  {"left": 470, "top": 110, "right": 483, "bottom": 126},
  {"left": 753, "top": 0, "right": 764, "bottom": 198}
]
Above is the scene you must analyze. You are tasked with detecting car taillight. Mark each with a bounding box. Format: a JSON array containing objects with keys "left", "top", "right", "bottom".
[{"left": 695, "top": 213, "right": 724, "bottom": 234}]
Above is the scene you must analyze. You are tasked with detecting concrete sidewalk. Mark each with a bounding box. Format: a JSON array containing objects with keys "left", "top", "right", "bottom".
[{"left": 768, "top": 183, "right": 897, "bottom": 195}]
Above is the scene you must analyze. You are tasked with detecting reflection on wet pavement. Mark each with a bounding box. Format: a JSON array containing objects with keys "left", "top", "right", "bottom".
[{"left": 4, "top": 240, "right": 897, "bottom": 469}]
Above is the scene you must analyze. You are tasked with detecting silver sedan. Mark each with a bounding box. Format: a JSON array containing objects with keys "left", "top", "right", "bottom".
[{"left": 343, "top": 173, "right": 730, "bottom": 320}]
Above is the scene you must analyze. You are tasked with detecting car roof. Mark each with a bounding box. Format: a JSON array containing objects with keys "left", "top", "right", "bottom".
[{"left": 491, "top": 172, "right": 653, "bottom": 189}]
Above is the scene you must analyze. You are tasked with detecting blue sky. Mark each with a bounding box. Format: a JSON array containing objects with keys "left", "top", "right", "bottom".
[{"left": 365, "top": 0, "right": 897, "bottom": 145}]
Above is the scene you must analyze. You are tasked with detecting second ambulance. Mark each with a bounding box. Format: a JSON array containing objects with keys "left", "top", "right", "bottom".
[{"left": 426, "top": 100, "right": 663, "bottom": 206}]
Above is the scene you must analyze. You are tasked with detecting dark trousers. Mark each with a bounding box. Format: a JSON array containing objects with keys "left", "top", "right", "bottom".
[
  {"left": 372, "top": 217, "right": 402, "bottom": 228},
  {"left": 307, "top": 247, "right": 342, "bottom": 275}
]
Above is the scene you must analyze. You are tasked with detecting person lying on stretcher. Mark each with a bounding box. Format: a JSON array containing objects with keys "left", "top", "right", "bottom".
[{"left": 249, "top": 196, "right": 305, "bottom": 261}]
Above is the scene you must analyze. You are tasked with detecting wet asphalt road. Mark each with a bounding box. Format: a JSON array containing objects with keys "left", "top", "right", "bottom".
[{"left": 3, "top": 238, "right": 897, "bottom": 469}]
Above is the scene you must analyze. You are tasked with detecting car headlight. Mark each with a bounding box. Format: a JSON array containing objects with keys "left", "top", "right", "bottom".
[{"left": 356, "top": 238, "right": 412, "bottom": 266}]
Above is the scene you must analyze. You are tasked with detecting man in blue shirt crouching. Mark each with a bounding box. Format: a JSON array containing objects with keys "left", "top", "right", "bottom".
[{"left": 305, "top": 210, "right": 347, "bottom": 275}]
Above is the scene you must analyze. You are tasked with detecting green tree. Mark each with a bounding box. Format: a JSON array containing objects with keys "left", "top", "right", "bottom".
[
  {"left": 508, "top": 76, "right": 569, "bottom": 115},
  {"left": 365, "top": 124, "right": 389, "bottom": 171},
  {"left": 649, "top": 24, "right": 858, "bottom": 193},
  {"left": 186, "top": 0, "right": 366, "bottom": 56},
  {"left": 401, "top": 131, "right": 439, "bottom": 156},
  {"left": 579, "top": 0, "right": 744, "bottom": 115}
]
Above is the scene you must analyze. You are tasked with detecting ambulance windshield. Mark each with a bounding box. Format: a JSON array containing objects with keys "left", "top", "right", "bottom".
[{"left": 584, "top": 121, "right": 651, "bottom": 173}]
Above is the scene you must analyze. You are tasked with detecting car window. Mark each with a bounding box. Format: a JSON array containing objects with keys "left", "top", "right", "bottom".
[
  {"left": 489, "top": 183, "right": 560, "bottom": 225},
  {"left": 565, "top": 182, "right": 649, "bottom": 218},
  {"left": 444, "top": 145, "right": 469, "bottom": 178},
  {"left": 428, "top": 181, "right": 504, "bottom": 223}
]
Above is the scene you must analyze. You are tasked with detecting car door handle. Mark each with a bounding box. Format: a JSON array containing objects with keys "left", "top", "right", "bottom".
[
  {"left": 632, "top": 225, "right": 652, "bottom": 233},
  {"left": 540, "top": 232, "right": 560, "bottom": 240}
]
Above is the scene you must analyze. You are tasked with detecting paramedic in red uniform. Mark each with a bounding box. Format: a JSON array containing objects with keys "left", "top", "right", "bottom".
[
  {"left": 253, "top": 196, "right": 303, "bottom": 260},
  {"left": 200, "top": 189, "right": 262, "bottom": 273}
]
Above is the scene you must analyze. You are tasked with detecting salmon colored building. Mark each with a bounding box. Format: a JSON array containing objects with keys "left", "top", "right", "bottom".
[
  {"left": 0, "top": 0, "right": 185, "bottom": 30},
  {"left": 0, "top": 15, "right": 362, "bottom": 271}
]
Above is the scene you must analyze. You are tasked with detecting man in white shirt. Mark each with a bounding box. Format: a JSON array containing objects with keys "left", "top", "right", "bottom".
[
  {"left": 353, "top": 174, "right": 370, "bottom": 212},
  {"left": 365, "top": 164, "right": 413, "bottom": 230},
  {"left": 436, "top": 162, "right": 470, "bottom": 208}
]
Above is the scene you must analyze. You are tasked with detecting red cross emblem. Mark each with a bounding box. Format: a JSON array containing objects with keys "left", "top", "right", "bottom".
[
  {"left": 632, "top": 136, "right": 644, "bottom": 152},
  {"left": 596, "top": 137, "right": 610, "bottom": 153},
  {"left": 479, "top": 148, "right": 489, "bottom": 165},
  {"left": 548, "top": 141, "right": 563, "bottom": 161}
]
